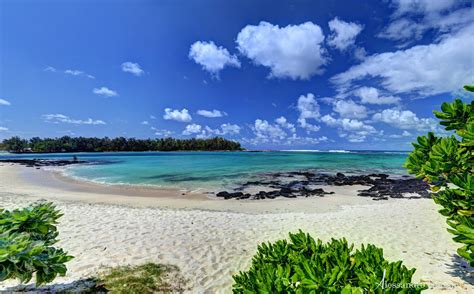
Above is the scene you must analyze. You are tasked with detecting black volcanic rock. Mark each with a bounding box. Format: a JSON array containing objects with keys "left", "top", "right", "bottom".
[
  {"left": 216, "top": 191, "right": 244, "bottom": 199},
  {"left": 216, "top": 171, "right": 430, "bottom": 200},
  {"left": 0, "top": 159, "right": 87, "bottom": 167},
  {"left": 356, "top": 177, "right": 430, "bottom": 199}
]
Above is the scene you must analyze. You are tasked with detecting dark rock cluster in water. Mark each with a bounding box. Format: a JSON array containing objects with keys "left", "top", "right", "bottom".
[
  {"left": 215, "top": 171, "right": 430, "bottom": 200},
  {"left": 0, "top": 158, "right": 86, "bottom": 168},
  {"left": 356, "top": 175, "right": 430, "bottom": 200},
  {"left": 216, "top": 187, "right": 334, "bottom": 200}
]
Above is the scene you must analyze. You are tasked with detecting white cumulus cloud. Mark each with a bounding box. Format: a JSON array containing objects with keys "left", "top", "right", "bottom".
[
  {"left": 236, "top": 21, "right": 328, "bottom": 80},
  {"left": 0, "top": 126, "right": 8, "bottom": 131},
  {"left": 196, "top": 109, "right": 227, "bottom": 118},
  {"left": 331, "top": 24, "right": 474, "bottom": 96},
  {"left": 44, "top": 66, "right": 57, "bottom": 72},
  {"left": 354, "top": 87, "right": 401, "bottom": 105},
  {"left": 44, "top": 66, "right": 94, "bottom": 79},
  {"left": 121, "top": 62, "right": 145, "bottom": 76},
  {"left": 297, "top": 93, "right": 321, "bottom": 132},
  {"left": 321, "top": 114, "right": 377, "bottom": 142},
  {"left": 189, "top": 41, "right": 240, "bottom": 78},
  {"left": 378, "top": 18, "right": 424, "bottom": 42},
  {"left": 327, "top": 17, "right": 363, "bottom": 51},
  {"left": 284, "top": 134, "right": 329, "bottom": 145},
  {"left": 42, "top": 114, "right": 106, "bottom": 125},
  {"left": 182, "top": 123, "right": 202, "bottom": 135},
  {"left": 182, "top": 123, "right": 240, "bottom": 137},
  {"left": 201, "top": 124, "right": 241, "bottom": 137},
  {"left": 217, "top": 123, "right": 241, "bottom": 135},
  {"left": 0, "top": 98, "right": 11, "bottom": 106},
  {"left": 163, "top": 108, "right": 192, "bottom": 122},
  {"left": 253, "top": 119, "right": 287, "bottom": 141},
  {"left": 379, "top": 0, "right": 471, "bottom": 43},
  {"left": 372, "top": 108, "right": 437, "bottom": 131},
  {"left": 64, "top": 69, "right": 95, "bottom": 79},
  {"left": 390, "top": 0, "right": 458, "bottom": 16},
  {"left": 333, "top": 100, "right": 367, "bottom": 119},
  {"left": 93, "top": 87, "right": 118, "bottom": 97},
  {"left": 389, "top": 130, "right": 413, "bottom": 138},
  {"left": 275, "top": 116, "right": 296, "bottom": 133},
  {"left": 322, "top": 115, "right": 374, "bottom": 132},
  {"left": 153, "top": 128, "right": 174, "bottom": 137}
]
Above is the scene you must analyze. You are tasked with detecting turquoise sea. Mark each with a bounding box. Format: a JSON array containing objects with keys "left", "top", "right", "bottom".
[{"left": 1, "top": 151, "right": 409, "bottom": 190}]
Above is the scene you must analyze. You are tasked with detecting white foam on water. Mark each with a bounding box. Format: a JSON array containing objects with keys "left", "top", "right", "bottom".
[
  {"left": 280, "top": 150, "right": 322, "bottom": 152},
  {"left": 327, "top": 150, "right": 352, "bottom": 153}
]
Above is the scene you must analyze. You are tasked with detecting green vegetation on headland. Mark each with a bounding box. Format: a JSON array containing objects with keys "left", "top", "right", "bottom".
[
  {"left": 405, "top": 85, "right": 473, "bottom": 266},
  {"left": 0, "top": 136, "right": 243, "bottom": 153}
]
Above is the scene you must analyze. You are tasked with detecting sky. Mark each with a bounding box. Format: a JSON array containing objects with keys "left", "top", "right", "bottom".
[{"left": 0, "top": 0, "right": 473, "bottom": 150}]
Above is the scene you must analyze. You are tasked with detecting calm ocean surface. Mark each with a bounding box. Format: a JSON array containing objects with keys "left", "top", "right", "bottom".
[{"left": 1, "top": 151, "right": 409, "bottom": 190}]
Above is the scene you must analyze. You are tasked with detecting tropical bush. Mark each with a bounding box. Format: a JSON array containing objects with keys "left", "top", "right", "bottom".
[
  {"left": 404, "top": 85, "right": 473, "bottom": 266},
  {"left": 0, "top": 202, "right": 74, "bottom": 285},
  {"left": 232, "top": 231, "right": 426, "bottom": 293}
]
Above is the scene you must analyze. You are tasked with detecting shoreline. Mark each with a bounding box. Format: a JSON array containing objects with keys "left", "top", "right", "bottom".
[
  {"left": 0, "top": 164, "right": 472, "bottom": 292},
  {"left": 0, "top": 149, "right": 411, "bottom": 155},
  {"left": 0, "top": 149, "right": 247, "bottom": 155},
  {"left": 2, "top": 164, "right": 383, "bottom": 214}
]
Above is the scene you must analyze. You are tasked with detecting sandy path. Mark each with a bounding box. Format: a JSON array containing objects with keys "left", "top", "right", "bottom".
[{"left": 0, "top": 165, "right": 472, "bottom": 293}]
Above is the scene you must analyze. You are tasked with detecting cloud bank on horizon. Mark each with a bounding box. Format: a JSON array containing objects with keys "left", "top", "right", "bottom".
[{"left": 0, "top": 0, "right": 473, "bottom": 150}]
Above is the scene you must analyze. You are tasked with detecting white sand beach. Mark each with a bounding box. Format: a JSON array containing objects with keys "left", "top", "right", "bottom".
[{"left": 0, "top": 164, "right": 472, "bottom": 293}]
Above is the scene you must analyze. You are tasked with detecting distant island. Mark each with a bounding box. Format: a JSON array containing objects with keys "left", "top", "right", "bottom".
[{"left": 0, "top": 136, "right": 243, "bottom": 153}]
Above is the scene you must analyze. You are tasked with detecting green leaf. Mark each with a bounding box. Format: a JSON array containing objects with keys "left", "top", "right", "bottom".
[
  {"left": 0, "top": 203, "right": 74, "bottom": 285},
  {"left": 405, "top": 91, "right": 473, "bottom": 267}
]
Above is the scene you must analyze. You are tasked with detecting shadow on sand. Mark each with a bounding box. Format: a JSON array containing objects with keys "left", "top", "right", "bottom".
[
  {"left": 4, "top": 278, "right": 106, "bottom": 293},
  {"left": 446, "top": 254, "right": 474, "bottom": 285}
]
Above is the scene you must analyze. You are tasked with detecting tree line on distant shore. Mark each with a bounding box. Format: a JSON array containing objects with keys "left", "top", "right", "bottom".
[{"left": 0, "top": 136, "right": 243, "bottom": 153}]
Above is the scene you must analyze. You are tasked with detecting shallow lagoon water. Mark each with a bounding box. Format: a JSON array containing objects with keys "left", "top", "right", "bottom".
[
  {"left": 1, "top": 151, "right": 408, "bottom": 190},
  {"left": 0, "top": 151, "right": 407, "bottom": 190}
]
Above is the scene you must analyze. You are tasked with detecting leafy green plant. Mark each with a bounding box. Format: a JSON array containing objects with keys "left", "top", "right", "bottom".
[
  {"left": 404, "top": 85, "right": 473, "bottom": 266},
  {"left": 0, "top": 202, "right": 73, "bottom": 285},
  {"left": 0, "top": 202, "right": 62, "bottom": 245},
  {"left": 95, "top": 263, "right": 189, "bottom": 293},
  {"left": 232, "top": 231, "right": 426, "bottom": 293}
]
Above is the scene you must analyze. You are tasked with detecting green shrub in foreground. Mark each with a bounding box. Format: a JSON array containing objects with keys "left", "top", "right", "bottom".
[
  {"left": 232, "top": 231, "right": 427, "bottom": 293},
  {"left": 404, "top": 85, "right": 473, "bottom": 266},
  {"left": 0, "top": 202, "right": 73, "bottom": 285},
  {"left": 0, "top": 202, "right": 63, "bottom": 245}
]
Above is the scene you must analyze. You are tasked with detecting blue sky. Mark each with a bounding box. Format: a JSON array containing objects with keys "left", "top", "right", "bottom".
[{"left": 0, "top": 0, "right": 472, "bottom": 150}]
